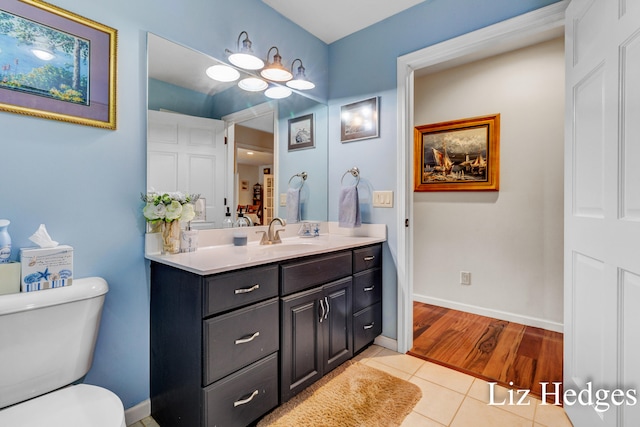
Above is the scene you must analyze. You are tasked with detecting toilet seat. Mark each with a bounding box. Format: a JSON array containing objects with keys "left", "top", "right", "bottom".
[{"left": 0, "top": 384, "right": 126, "bottom": 427}]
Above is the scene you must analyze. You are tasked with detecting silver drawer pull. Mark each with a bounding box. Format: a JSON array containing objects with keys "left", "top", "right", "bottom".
[
  {"left": 234, "top": 284, "right": 260, "bottom": 294},
  {"left": 363, "top": 322, "right": 375, "bottom": 330},
  {"left": 233, "top": 390, "right": 259, "bottom": 407},
  {"left": 363, "top": 256, "right": 375, "bottom": 261},
  {"left": 235, "top": 331, "right": 260, "bottom": 345},
  {"left": 363, "top": 285, "right": 375, "bottom": 292}
]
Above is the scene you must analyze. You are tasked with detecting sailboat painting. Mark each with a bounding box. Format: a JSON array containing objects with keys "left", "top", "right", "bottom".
[{"left": 414, "top": 114, "right": 500, "bottom": 192}]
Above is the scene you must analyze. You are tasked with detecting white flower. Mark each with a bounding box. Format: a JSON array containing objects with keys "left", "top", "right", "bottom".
[
  {"left": 180, "top": 203, "right": 196, "bottom": 223},
  {"left": 164, "top": 200, "right": 183, "bottom": 221},
  {"left": 143, "top": 202, "right": 166, "bottom": 221},
  {"left": 142, "top": 191, "right": 200, "bottom": 225}
]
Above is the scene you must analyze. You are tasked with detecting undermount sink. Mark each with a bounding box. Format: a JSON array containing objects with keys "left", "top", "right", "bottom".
[{"left": 257, "top": 239, "right": 324, "bottom": 253}]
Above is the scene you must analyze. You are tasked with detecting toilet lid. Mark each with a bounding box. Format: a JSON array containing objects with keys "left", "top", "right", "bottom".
[{"left": 0, "top": 384, "right": 125, "bottom": 427}]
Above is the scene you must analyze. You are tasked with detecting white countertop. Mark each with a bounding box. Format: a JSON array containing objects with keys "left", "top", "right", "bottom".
[{"left": 145, "top": 222, "right": 386, "bottom": 276}]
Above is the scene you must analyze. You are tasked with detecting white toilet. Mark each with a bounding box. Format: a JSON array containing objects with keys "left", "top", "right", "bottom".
[{"left": 0, "top": 277, "right": 126, "bottom": 427}]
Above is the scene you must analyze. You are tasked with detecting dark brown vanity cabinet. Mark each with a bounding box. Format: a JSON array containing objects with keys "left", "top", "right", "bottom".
[
  {"left": 150, "top": 242, "right": 383, "bottom": 426},
  {"left": 150, "top": 262, "right": 280, "bottom": 427},
  {"left": 352, "top": 244, "right": 383, "bottom": 353}
]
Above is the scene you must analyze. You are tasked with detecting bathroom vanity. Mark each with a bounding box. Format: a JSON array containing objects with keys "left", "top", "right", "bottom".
[{"left": 148, "top": 228, "right": 384, "bottom": 427}]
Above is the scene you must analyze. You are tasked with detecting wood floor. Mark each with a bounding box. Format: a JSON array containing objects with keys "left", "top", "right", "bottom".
[{"left": 408, "top": 302, "right": 563, "bottom": 402}]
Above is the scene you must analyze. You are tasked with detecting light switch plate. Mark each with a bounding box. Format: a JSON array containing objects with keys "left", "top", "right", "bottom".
[
  {"left": 280, "top": 193, "right": 287, "bottom": 206},
  {"left": 373, "top": 191, "right": 393, "bottom": 208}
]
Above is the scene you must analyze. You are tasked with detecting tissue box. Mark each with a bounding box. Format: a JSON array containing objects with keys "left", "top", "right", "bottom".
[
  {"left": 0, "top": 262, "right": 21, "bottom": 295},
  {"left": 20, "top": 246, "right": 73, "bottom": 292}
]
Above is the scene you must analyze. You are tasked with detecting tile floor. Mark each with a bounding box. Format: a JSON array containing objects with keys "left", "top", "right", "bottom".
[{"left": 129, "top": 345, "right": 573, "bottom": 427}]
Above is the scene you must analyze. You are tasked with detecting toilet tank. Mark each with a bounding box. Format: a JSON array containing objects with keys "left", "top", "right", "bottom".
[{"left": 0, "top": 277, "right": 109, "bottom": 409}]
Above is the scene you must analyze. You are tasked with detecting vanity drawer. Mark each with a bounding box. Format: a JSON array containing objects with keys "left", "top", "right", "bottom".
[
  {"left": 353, "top": 302, "right": 382, "bottom": 353},
  {"left": 280, "top": 251, "right": 352, "bottom": 295},
  {"left": 203, "top": 298, "right": 279, "bottom": 385},
  {"left": 352, "top": 268, "right": 382, "bottom": 313},
  {"left": 353, "top": 244, "right": 382, "bottom": 273},
  {"left": 203, "top": 352, "right": 278, "bottom": 427},
  {"left": 204, "top": 265, "right": 278, "bottom": 316}
]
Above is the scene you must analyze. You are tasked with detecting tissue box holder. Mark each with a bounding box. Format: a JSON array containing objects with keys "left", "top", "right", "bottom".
[{"left": 20, "top": 246, "right": 73, "bottom": 292}]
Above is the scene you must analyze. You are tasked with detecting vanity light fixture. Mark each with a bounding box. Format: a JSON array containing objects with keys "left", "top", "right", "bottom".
[
  {"left": 264, "top": 85, "right": 292, "bottom": 99},
  {"left": 227, "top": 31, "right": 265, "bottom": 70},
  {"left": 238, "top": 76, "right": 268, "bottom": 92},
  {"left": 205, "top": 64, "right": 240, "bottom": 82},
  {"left": 286, "top": 59, "right": 315, "bottom": 90},
  {"left": 260, "top": 47, "right": 293, "bottom": 82}
]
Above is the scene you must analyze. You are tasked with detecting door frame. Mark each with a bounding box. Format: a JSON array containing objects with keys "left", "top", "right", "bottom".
[
  {"left": 222, "top": 101, "right": 278, "bottom": 217},
  {"left": 395, "top": 1, "right": 569, "bottom": 353}
]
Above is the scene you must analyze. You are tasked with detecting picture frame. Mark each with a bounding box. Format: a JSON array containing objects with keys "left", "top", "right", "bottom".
[
  {"left": 0, "top": 0, "right": 117, "bottom": 129},
  {"left": 288, "top": 113, "right": 314, "bottom": 151},
  {"left": 414, "top": 114, "right": 500, "bottom": 192},
  {"left": 340, "top": 97, "right": 379, "bottom": 142}
]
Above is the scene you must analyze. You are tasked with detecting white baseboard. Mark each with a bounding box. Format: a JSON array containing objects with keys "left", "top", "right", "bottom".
[
  {"left": 374, "top": 335, "right": 398, "bottom": 351},
  {"left": 124, "top": 399, "right": 151, "bottom": 426},
  {"left": 413, "top": 294, "right": 564, "bottom": 333}
]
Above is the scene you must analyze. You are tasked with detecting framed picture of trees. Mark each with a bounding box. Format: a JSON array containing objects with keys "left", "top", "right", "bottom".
[{"left": 0, "top": 0, "right": 117, "bottom": 129}]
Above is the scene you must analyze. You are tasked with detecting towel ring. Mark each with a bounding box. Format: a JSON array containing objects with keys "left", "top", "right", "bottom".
[
  {"left": 340, "top": 167, "right": 360, "bottom": 187},
  {"left": 288, "top": 172, "right": 308, "bottom": 189}
]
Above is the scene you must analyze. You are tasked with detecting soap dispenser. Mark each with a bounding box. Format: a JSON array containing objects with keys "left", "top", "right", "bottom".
[
  {"left": 235, "top": 208, "right": 253, "bottom": 227},
  {"left": 233, "top": 208, "right": 250, "bottom": 246},
  {"left": 222, "top": 207, "right": 233, "bottom": 228}
]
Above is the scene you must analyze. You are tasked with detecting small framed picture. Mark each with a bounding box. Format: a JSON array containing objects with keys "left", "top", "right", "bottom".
[
  {"left": 263, "top": 167, "right": 271, "bottom": 175},
  {"left": 288, "top": 113, "right": 314, "bottom": 151},
  {"left": 340, "top": 97, "right": 379, "bottom": 142}
]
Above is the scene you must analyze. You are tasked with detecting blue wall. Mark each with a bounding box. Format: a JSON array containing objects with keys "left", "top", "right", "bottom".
[
  {"left": 0, "top": 0, "right": 326, "bottom": 410},
  {"left": 0, "top": 0, "right": 561, "bottom": 411},
  {"left": 148, "top": 78, "right": 216, "bottom": 118}
]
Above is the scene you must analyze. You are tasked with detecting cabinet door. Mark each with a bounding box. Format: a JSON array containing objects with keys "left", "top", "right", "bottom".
[
  {"left": 280, "top": 287, "right": 323, "bottom": 402},
  {"left": 322, "top": 277, "right": 353, "bottom": 374}
]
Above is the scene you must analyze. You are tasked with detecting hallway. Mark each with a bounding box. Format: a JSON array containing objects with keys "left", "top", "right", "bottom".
[{"left": 409, "top": 302, "right": 563, "bottom": 402}]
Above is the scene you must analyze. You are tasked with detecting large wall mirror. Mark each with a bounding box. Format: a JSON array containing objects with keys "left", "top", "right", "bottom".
[{"left": 146, "top": 33, "right": 328, "bottom": 229}]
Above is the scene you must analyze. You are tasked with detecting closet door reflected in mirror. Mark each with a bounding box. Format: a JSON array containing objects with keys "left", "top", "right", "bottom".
[{"left": 147, "top": 110, "right": 227, "bottom": 228}]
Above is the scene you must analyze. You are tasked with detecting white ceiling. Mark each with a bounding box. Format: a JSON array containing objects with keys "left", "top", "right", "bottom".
[{"left": 262, "top": 0, "right": 427, "bottom": 44}]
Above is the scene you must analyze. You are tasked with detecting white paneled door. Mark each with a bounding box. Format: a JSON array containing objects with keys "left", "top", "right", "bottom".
[
  {"left": 564, "top": 0, "right": 640, "bottom": 425},
  {"left": 147, "top": 110, "right": 227, "bottom": 228}
]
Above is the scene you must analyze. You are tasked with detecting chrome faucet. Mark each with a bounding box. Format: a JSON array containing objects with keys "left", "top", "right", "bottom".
[{"left": 258, "top": 217, "right": 286, "bottom": 245}]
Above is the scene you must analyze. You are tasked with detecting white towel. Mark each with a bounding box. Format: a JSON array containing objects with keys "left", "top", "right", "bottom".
[
  {"left": 338, "top": 186, "right": 361, "bottom": 228},
  {"left": 286, "top": 187, "right": 301, "bottom": 223}
]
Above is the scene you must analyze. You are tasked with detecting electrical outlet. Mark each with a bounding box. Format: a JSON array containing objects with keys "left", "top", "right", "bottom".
[
  {"left": 460, "top": 271, "right": 471, "bottom": 285},
  {"left": 280, "top": 193, "right": 287, "bottom": 207},
  {"left": 372, "top": 191, "right": 394, "bottom": 207}
]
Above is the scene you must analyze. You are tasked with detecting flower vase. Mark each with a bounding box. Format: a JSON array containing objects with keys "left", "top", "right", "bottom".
[{"left": 161, "top": 221, "right": 180, "bottom": 254}]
